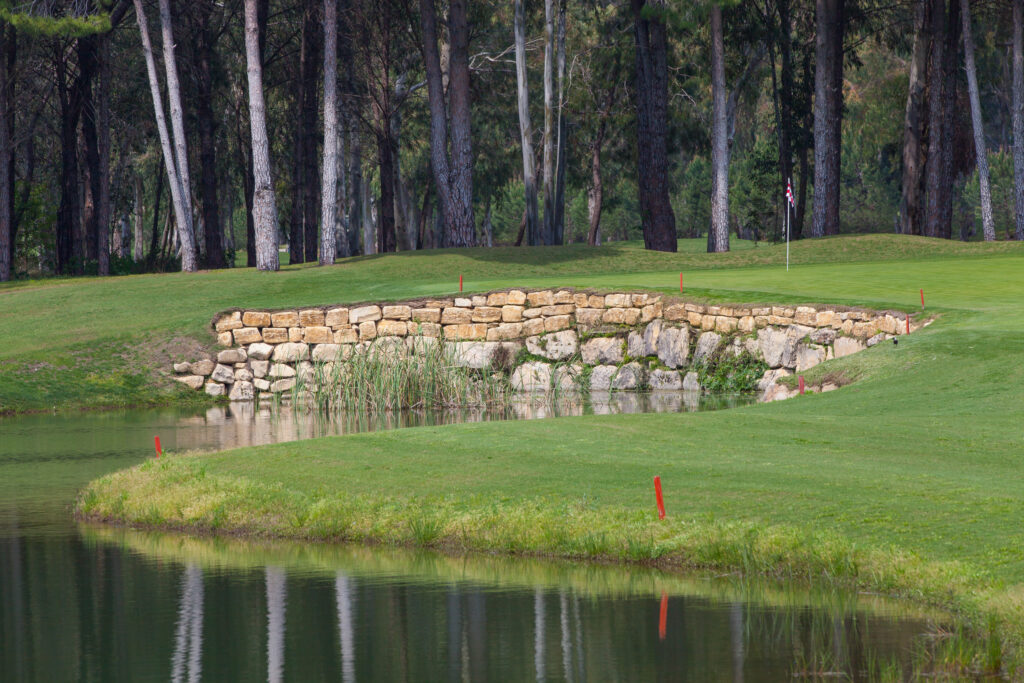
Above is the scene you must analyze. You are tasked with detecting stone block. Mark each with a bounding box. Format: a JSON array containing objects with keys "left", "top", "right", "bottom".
[
  {"left": 540, "top": 304, "right": 574, "bottom": 316},
  {"left": 526, "top": 330, "right": 578, "bottom": 361},
  {"left": 687, "top": 311, "right": 703, "bottom": 327},
  {"left": 471, "top": 295, "right": 487, "bottom": 306},
  {"left": 683, "top": 371, "right": 701, "bottom": 392},
  {"left": 192, "top": 359, "right": 215, "bottom": 376},
  {"left": 553, "top": 290, "right": 574, "bottom": 304},
  {"left": 268, "top": 363, "right": 296, "bottom": 379},
  {"left": 312, "top": 344, "right": 346, "bottom": 362},
  {"left": 794, "top": 306, "right": 816, "bottom": 325},
  {"left": 575, "top": 308, "right": 603, "bottom": 326},
  {"left": 603, "top": 308, "right": 641, "bottom": 325},
  {"left": 443, "top": 323, "right": 488, "bottom": 340},
  {"left": 411, "top": 307, "right": 441, "bottom": 323},
  {"left": 694, "top": 331, "right": 722, "bottom": 363},
  {"left": 627, "top": 330, "right": 644, "bottom": 359},
  {"left": 247, "top": 343, "right": 273, "bottom": 361},
  {"left": 486, "top": 292, "right": 508, "bottom": 306},
  {"left": 522, "top": 307, "right": 545, "bottom": 319},
  {"left": 454, "top": 297, "right": 472, "bottom": 307},
  {"left": 359, "top": 321, "right": 377, "bottom": 340},
  {"left": 815, "top": 311, "right": 835, "bottom": 327},
  {"left": 589, "top": 365, "right": 617, "bottom": 391},
  {"left": 604, "top": 293, "right": 629, "bottom": 307},
  {"left": 507, "top": 290, "right": 528, "bottom": 305},
  {"left": 204, "top": 382, "right": 225, "bottom": 397},
  {"left": 271, "top": 311, "right": 299, "bottom": 327},
  {"left": 715, "top": 316, "right": 737, "bottom": 333},
  {"left": 175, "top": 375, "right": 204, "bottom": 390},
  {"left": 588, "top": 295, "right": 606, "bottom": 308},
  {"left": 377, "top": 320, "right": 407, "bottom": 337},
  {"left": 408, "top": 322, "right": 441, "bottom": 338},
  {"left": 261, "top": 328, "right": 288, "bottom": 344},
  {"left": 501, "top": 306, "right": 524, "bottom": 322},
  {"left": 581, "top": 337, "right": 623, "bottom": 365},
  {"left": 349, "top": 305, "right": 382, "bottom": 324},
  {"left": 544, "top": 315, "right": 572, "bottom": 332},
  {"left": 270, "top": 378, "right": 296, "bottom": 393},
  {"left": 217, "top": 348, "right": 247, "bottom": 364},
  {"left": 472, "top": 306, "right": 503, "bottom": 323},
  {"left": 272, "top": 342, "right": 310, "bottom": 362},
  {"left": 229, "top": 381, "right": 254, "bottom": 401},
  {"left": 251, "top": 360, "right": 269, "bottom": 378},
  {"left": 233, "top": 327, "right": 262, "bottom": 345},
  {"left": 511, "top": 361, "right": 551, "bottom": 392},
  {"left": 254, "top": 378, "right": 270, "bottom": 391},
  {"left": 809, "top": 328, "right": 836, "bottom": 345},
  {"left": 757, "top": 327, "right": 796, "bottom": 368},
  {"left": 522, "top": 318, "right": 545, "bottom": 336},
  {"left": 631, "top": 293, "right": 650, "bottom": 307},
  {"left": 215, "top": 312, "right": 242, "bottom": 332},
  {"left": 325, "top": 307, "right": 350, "bottom": 327},
  {"left": 242, "top": 311, "right": 271, "bottom": 327},
  {"left": 527, "top": 290, "right": 554, "bottom": 306},
  {"left": 833, "top": 336, "right": 866, "bottom": 358},
  {"left": 757, "top": 367, "right": 792, "bottom": 391},
  {"left": 334, "top": 328, "right": 358, "bottom": 344},
  {"left": 657, "top": 326, "right": 690, "bottom": 369},
  {"left": 664, "top": 303, "right": 688, "bottom": 321},
  {"left": 217, "top": 332, "right": 233, "bottom": 347},
  {"left": 441, "top": 307, "right": 472, "bottom": 324},
  {"left": 298, "top": 309, "right": 325, "bottom": 327},
  {"left": 487, "top": 323, "right": 524, "bottom": 341},
  {"left": 573, "top": 293, "right": 590, "bottom": 307},
  {"left": 641, "top": 302, "right": 663, "bottom": 322},
  {"left": 795, "top": 344, "right": 826, "bottom": 372},
  {"left": 288, "top": 327, "right": 303, "bottom": 343},
  {"left": 738, "top": 316, "right": 756, "bottom": 333},
  {"left": 852, "top": 321, "right": 877, "bottom": 338},
  {"left": 640, "top": 319, "right": 663, "bottom": 357},
  {"left": 301, "top": 326, "right": 332, "bottom": 344},
  {"left": 173, "top": 362, "right": 191, "bottom": 374},
  {"left": 383, "top": 305, "right": 411, "bottom": 320},
  {"left": 211, "top": 364, "right": 235, "bottom": 384},
  {"left": 650, "top": 369, "right": 682, "bottom": 391},
  {"left": 612, "top": 362, "right": 646, "bottom": 391}
]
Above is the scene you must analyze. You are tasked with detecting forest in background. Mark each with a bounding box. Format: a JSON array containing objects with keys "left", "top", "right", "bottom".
[{"left": 0, "top": 0, "right": 1022, "bottom": 280}]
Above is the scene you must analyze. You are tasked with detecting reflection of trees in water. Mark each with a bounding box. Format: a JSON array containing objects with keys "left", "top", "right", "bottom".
[
  {"left": 170, "top": 563, "right": 204, "bottom": 683},
  {"left": 266, "top": 566, "right": 286, "bottom": 683},
  {"left": 335, "top": 572, "right": 355, "bottom": 683}
]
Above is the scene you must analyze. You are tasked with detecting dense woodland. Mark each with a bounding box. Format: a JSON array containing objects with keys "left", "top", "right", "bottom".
[{"left": 0, "top": 0, "right": 1022, "bottom": 280}]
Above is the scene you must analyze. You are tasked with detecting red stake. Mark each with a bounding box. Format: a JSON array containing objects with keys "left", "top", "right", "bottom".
[
  {"left": 679, "top": 273, "right": 683, "bottom": 293},
  {"left": 654, "top": 475, "right": 666, "bottom": 520},
  {"left": 920, "top": 288, "right": 925, "bottom": 310},
  {"left": 658, "top": 591, "right": 668, "bottom": 641},
  {"left": 798, "top": 376, "right": 805, "bottom": 395},
  {"left": 906, "top": 317, "right": 911, "bottom": 335},
  {"left": 459, "top": 274, "right": 463, "bottom": 292},
  {"left": 154, "top": 436, "right": 162, "bottom": 458}
]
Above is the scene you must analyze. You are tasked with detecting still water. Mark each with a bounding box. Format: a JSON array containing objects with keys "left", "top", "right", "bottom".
[{"left": 1, "top": 399, "right": 944, "bottom": 681}]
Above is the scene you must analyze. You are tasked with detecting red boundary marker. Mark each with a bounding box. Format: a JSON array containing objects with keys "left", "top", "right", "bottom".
[
  {"left": 654, "top": 475, "right": 666, "bottom": 520},
  {"left": 679, "top": 273, "right": 683, "bottom": 293},
  {"left": 154, "top": 436, "right": 162, "bottom": 458},
  {"left": 459, "top": 274, "right": 463, "bottom": 292},
  {"left": 798, "top": 376, "right": 805, "bottom": 395},
  {"left": 920, "top": 288, "right": 925, "bottom": 309}
]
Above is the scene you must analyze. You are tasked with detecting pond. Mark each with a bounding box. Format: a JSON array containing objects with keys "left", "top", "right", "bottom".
[{"left": 0, "top": 400, "right": 946, "bottom": 681}]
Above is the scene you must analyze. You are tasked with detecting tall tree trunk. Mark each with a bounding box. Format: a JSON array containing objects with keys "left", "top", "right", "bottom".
[
  {"left": 376, "top": 132, "right": 397, "bottom": 253},
  {"left": 514, "top": 0, "right": 540, "bottom": 246},
  {"left": 157, "top": 0, "right": 197, "bottom": 270},
  {"left": 149, "top": 167, "right": 163, "bottom": 262},
  {"left": 348, "top": 126, "right": 363, "bottom": 256},
  {"left": 447, "top": 0, "right": 476, "bottom": 247},
  {"left": 302, "top": 0, "right": 322, "bottom": 262},
  {"left": 587, "top": 130, "right": 604, "bottom": 247},
  {"left": 78, "top": 37, "right": 100, "bottom": 266},
  {"left": 97, "top": 35, "right": 112, "bottom": 274},
  {"left": 361, "top": 173, "right": 375, "bottom": 255},
  {"left": 320, "top": 0, "right": 339, "bottom": 264},
  {"left": 542, "top": 0, "right": 556, "bottom": 245},
  {"left": 631, "top": 0, "right": 677, "bottom": 252},
  {"left": 708, "top": 5, "right": 730, "bottom": 253},
  {"left": 418, "top": 0, "right": 456, "bottom": 240},
  {"left": 1015, "top": 0, "right": 1024, "bottom": 240},
  {"left": 195, "top": 3, "right": 225, "bottom": 269},
  {"left": 925, "top": 0, "right": 949, "bottom": 238},
  {"left": 133, "top": 173, "right": 144, "bottom": 261},
  {"left": 901, "top": 0, "right": 930, "bottom": 236},
  {"left": 810, "top": 0, "right": 844, "bottom": 238},
  {"left": 0, "top": 21, "right": 9, "bottom": 281},
  {"left": 134, "top": 0, "right": 198, "bottom": 272},
  {"left": 244, "top": 0, "right": 280, "bottom": 270},
  {"left": 959, "top": 0, "right": 995, "bottom": 241},
  {"left": 553, "top": 0, "right": 567, "bottom": 245}
]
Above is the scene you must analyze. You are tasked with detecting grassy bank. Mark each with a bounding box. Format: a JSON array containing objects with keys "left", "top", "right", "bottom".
[{"left": 75, "top": 236, "right": 1024, "bottom": 673}]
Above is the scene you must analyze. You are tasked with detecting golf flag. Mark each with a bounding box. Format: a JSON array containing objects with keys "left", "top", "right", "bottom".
[{"left": 785, "top": 180, "right": 795, "bottom": 208}]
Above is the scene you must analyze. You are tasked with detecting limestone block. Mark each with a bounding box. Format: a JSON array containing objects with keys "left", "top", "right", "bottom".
[
  {"left": 639, "top": 319, "right": 663, "bottom": 357},
  {"left": 312, "top": 344, "right": 346, "bottom": 362},
  {"left": 175, "top": 375, "right": 204, "bottom": 390},
  {"left": 544, "top": 315, "right": 572, "bottom": 332},
  {"left": 641, "top": 302, "right": 663, "bottom": 322},
  {"left": 522, "top": 307, "right": 544, "bottom": 319},
  {"left": 411, "top": 308, "right": 441, "bottom": 323},
  {"left": 527, "top": 290, "right": 554, "bottom": 307},
  {"left": 297, "top": 361, "right": 315, "bottom": 384},
  {"left": 408, "top": 322, "right": 441, "bottom": 338},
  {"left": 211, "top": 364, "right": 235, "bottom": 384},
  {"left": 486, "top": 292, "right": 508, "bottom": 306},
  {"left": 694, "top": 331, "right": 722, "bottom": 363},
  {"left": 204, "top": 382, "right": 225, "bottom": 397},
  {"left": 603, "top": 308, "right": 641, "bottom": 325},
  {"left": 768, "top": 315, "right": 793, "bottom": 326},
  {"left": 737, "top": 316, "right": 756, "bottom": 333},
  {"left": 254, "top": 378, "right": 270, "bottom": 391},
  {"left": 215, "top": 332, "right": 232, "bottom": 347},
  {"left": 377, "top": 320, "right": 407, "bottom": 337},
  {"left": 270, "top": 378, "right": 296, "bottom": 393},
  {"left": 553, "top": 363, "right": 582, "bottom": 391},
  {"left": 472, "top": 306, "right": 503, "bottom": 323},
  {"left": 443, "top": 323, "right": 488, "bottom": 340},
  {"left": 757, "top": 367, "right": 792, "bottom": 391},
  {"left": 240, "top": 311, "right": 270, "bottom": 328},
  {"left": 794, "top": 306, "right": 816, "bottom": 325},
  {"left": 879, "top": 315, "right": 898, "bottom": 334},
  {"left": 487, "top": 323, "right": 524, "bottom": 341},
  {"left": 630, "top": 293, "right": 650, "bottom": 307},
  {"left": 471, "top": 295, "right": 487, "bottom": 306},
  {"left": 454, "top": 297, "right": 472, "bottom": 307},
  {"left": 526, "top": 330, "right": 578, "bottom": 361},
  {"left": 324, "top": 307, "right": 349, "bottom": 327},
  {"left": 441, "top": 307, "right": 472, "bottom": 324},
  {"left": 762, "top": 384, "right": 794, "bottom": 402},
  {"left": 795, "top": 344, "right": 826, "bottom": 372},
  {"left": 581, "top": 337, "right": 623, "bottom": 365},
  {"left": 664, "top": 303, "right": 688, "bottom": 321},
  {"left": 229, "top": 381, "right": 255, "bottom": 402},
  {"left": 814, "top": 311, "right": 835, "bottom": 327},
  {"left": 866, "top": 333, "right": 887, "bottom": 347},
  {"left": 627, "top": 331, "right": 645, "bottom": 359},
  {"left": 604, "top": 293, "right": 629, "bottom": 307},
  {"left": 251, "top": 360, "right": 269, "bottom": 378},
  {"left": 192, "top": 359, "right": 215, "bottom": 376},
  {"left": 573, "top": 293, "right": 590, "bottom": 307},
  {"left": 657, "top": 326, "right": 690, "bottom": 369},
  {"left": 522, "top": 318, "right": 545, "bottom": 336},
  {"left": 758, "top": 327, "right": 797, "bottom": 368},
  {"left": 809, "top": 328, "right": 837, "bottom": 345},
  {"left": 507, "top": 290, "right": 528, "bottom": 305},
  {"left": 334, "top": 328, "right": 359, "bottom": 344},
  {"left": 383, "top": 305, "right": 411, "bottom": 320},
  {"left": 261, "top": 328, "right": 288, "bottom": 344},
  {"left": 173, "top": 362, "right": 191, "bottom": 374},
  {"left": 245, "top": 344, "right": 270, "bottom": 362},
  {"left": 215, "top": 312, "right": 242, "bottom": 332},
  {"left": 272, "top": 342, "right": 310, "bottom": 362},
  {"left": 612, "top": 362, "right": 646, "bottom": 391},
  {"left": 687, "top": 311, "right": 704, "bottom": 327},
  {"left": 540, "top": 304, "right": 574, "bottom": 316},
  {"left": 288, "top": 328, "right": 303, "bottom": 343},
  {"left": 268, "top": 363, "right": 296, "bottom": 379},
  {"left": 852, "top": 321, "right": 877, "bottom": 338},
  {"left": 350, "top": 305, "right": 382, "bottom": 324},
  {"left": 217, "top": 348, "right": 247, "bottom": 365},
  {"left": 501, "top": 306, "right": 524, "bottom": 322},
  {"left": 650, "top": 369, "right": 682, "bottom": 391},
  {"left": 233, "top": 328, "right": 262, "bottom": 345},
  {"left": 589, "top": 365, "right": 617, "bottom": 391},
  {"left": 715, "top": 316, "right": 737, "bottom": 333},
  {"left": 698, "top": 315, "right": 714, "bottom": 331},
  {"left": 511, "top": 361, "right": 552, "bottom": 392},
  {"left": 683, "top": 371, "right": 701, "bottom": 392},
  {"left": 744, "top": 337, "right": 760, "bottom": 357},
  {"left": 452, "top": 342, "right": 505, "bottom": 369},
  {"left": 575, "top": 309, "right": 603, "bottom": 326},
  {"left": 588, "top": 295, "right": 606, "bottom": 308},
  {"left": 553, "top": 290, "right": 574, "bottom": 304},
  {"left": 707, "top": 306, "right": 721, "bottom": 316},
  {"left": 271, "top": 311, "right": 299, "bottom": 327},
  {"left": 834, "top": 336, "right": 866, "bottom": 358},
  {"left": 359, "top": 321, "right": 377, "bottom": 340}
]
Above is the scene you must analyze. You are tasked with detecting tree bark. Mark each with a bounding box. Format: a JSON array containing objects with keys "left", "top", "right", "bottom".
[
  {"left": 244, "top": 0, "right": 280, "bottom": 270},
  {"left": 320, "top": 0, "right": 339, "bottom": 264},
  {"left": 810, "top": 0, "right": 844, "bottom": 238},
  {"left": 97, "top": 35, "right": 112, "bottom": 274},
  {"left": 514, "top": 0, "right": 540, "bottom": 246},
  {"left": 157, "top": 0, "right": 196, "bottom": 269},
  {"left": 543, "top": 0, "right": 556, "bottom": 245},
  {"left": 553, "top": 0, "right": 567, "bottom": 245},
  {"left": 133, "top": 173, "right": 144, "bottom": 261},
  {"left": 587, "top": 133, "right": 604, "bottom": 246},
  {"left": 925, "top": 0, "right": 951, "bottom": 238},
  {"left": 900, "top": 0, "right": 930, "bottom": 236},
  {"left": 447, "top": 0, "right": 476, "bottom": 247},
  {"left": 631, "top": 0, "right": 677, "bottom": 251},
  {"left": 959, "top": 0, "right": 995, "bottom": 241},
  {"left": 302, "top": 0, "right": 322, "bottom": 262},
  {"left": 195, "top": 1, "right": 225, "bottom": 269},
  {"left": 134, "top": 0, "right": 198, "bottom": 272},
  {"left": 708, "top": 5, "right": 730, "bottom": 253},
  {"left": 0, "top": 21, "right": 9, "bottom": 281},
  {"left": 375, "top": 132, "right": 397, "bottom": 253},
  {"left": 418, "top": 0, "right": 455, "bottom": 239},
  {"left": 1015, "top": 0, "right": 1024, "bottom": 240}
]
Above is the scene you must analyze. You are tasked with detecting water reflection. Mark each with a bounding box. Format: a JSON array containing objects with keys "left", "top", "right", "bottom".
[
  {"left": 170, "top": 564, "right": 204, "bottom": 683},
  {"left": 335, "top": 573, "right": 356, "bottom": 683}
]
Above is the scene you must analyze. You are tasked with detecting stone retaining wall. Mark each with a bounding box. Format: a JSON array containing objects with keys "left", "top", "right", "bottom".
[{"left": 172, "top": 289, "right": 924, "bottom": 402}]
